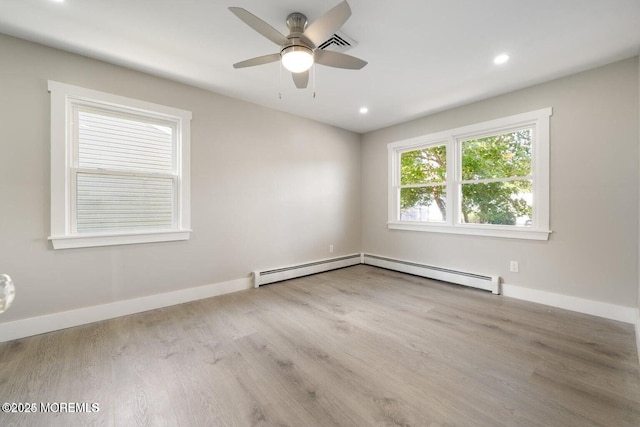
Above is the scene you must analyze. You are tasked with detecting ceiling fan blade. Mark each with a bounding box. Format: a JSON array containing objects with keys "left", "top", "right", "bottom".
[
  {"left": 292, "top": 71, "right": 309, "bottom": 89},
  {"left": 233, "top": 53, "right": 281, "bottom": 69},
  {"left": 229, "top": 7, "right": 289, "bottom": 46},
  {"left": 303, "top": 1, "right": 351, "bottom": 48},
  {"left": 314, "top": 50, "right": 367, "bottom": 70}
]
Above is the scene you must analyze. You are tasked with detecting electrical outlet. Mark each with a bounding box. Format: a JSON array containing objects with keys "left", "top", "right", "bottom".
[
  {"left": 510, "top": 261, "right": 519, "bottom": 273},
  {"left": 329, "top": 244, "right": 334, "bottom": 253}
]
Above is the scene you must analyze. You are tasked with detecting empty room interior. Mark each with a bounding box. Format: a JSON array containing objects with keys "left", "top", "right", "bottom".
[{"left": 1, "top": 0, "right": 640, "bottom": 425}]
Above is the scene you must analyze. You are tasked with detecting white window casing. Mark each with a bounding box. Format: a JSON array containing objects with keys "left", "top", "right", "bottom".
[
  {"left": 387, "top": 108, "right": 552, "bottom": 240},
  {"left": 48, "top": 81, "right": 192, "bottom": 249}
]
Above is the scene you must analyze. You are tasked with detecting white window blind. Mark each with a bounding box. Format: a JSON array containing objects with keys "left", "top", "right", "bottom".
[
  {"left": 77, "top": 110, "right": 173, "bottom": 173},
  {"left": 48, "top": 80, "right": 192, "bottom": 249},
  {"left": 73, "top": 109, "right": 177, "bottom": 234},
  {"left": 75, "top": 173, "right": 175, "bottom": 233}
]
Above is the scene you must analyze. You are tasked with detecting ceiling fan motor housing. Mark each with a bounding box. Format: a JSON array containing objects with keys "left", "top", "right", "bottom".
[
  {"left": 285, "top": 12, "right": 311, "bottom": 52},
  {"left": 286, "top": 12, "right": 308, "bottom": 35}
]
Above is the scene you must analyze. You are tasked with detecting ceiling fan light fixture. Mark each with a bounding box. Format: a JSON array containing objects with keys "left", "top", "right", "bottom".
[{"left": 281, "top": 45, "right": 314, "bottom": 73}]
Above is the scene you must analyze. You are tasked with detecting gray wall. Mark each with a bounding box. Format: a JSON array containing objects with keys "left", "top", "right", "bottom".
[
  {"left": 0, "top": 34, "right": 362, "bottom": 322},
  {"left": 362, "top": 58, "right": 639, "bottom": 308},
  {"left": 1, "top": 31, "right": 638, "bottom": 325}
]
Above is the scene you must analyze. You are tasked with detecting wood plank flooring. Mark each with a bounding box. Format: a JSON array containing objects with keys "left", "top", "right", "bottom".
[{"left": 0, "top": 265, "right": 639, "bottom": 426}]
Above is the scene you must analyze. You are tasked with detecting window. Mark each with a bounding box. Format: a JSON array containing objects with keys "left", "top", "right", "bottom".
[
  {"left": 388, "top": 108, "right": 551, "bottom": 240},
  {"left": 399, "top": 144, "right": 447, "bottom": 222},
  {"left": 48, "top": 81, "right": 192, "bottom": 249}
]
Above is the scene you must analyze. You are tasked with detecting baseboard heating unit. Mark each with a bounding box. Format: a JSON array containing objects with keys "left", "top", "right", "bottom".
[
  {"left": 253, "top": 253, "right": 500, "bottom": 294},
  {"left": 362, "top": 253, "right": 501, "bottom": 294},
  {"left": 253, "top": 254, "right": 362, "bottom": 288}
]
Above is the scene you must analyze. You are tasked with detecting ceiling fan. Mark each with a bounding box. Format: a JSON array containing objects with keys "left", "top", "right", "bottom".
[{"left": 229, "top": 1, "right": 367, "bottom": 89}]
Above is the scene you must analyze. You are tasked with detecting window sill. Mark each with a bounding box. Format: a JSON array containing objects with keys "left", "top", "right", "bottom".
[
  {"left": 49, "top": 230, "right": 192, "bottom": 249},
  {"left": 388, "top": 222, "right": 551, "bottom": 241}
]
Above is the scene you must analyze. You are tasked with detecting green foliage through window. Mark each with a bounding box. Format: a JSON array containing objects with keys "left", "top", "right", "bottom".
[
  {"left": 460, "top": 130, "right": 532, "bottom": 225},
  {"left": 399, "top": 129, "right": 533, "bottom": 226},
  {"left": 400, "top": 146, "right": 447, "bottom": 221}
]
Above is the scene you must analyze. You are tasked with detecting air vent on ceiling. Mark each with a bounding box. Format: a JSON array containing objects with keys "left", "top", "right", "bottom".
[{"left": 318, "top": 30, "right": 357, "bottom": 53}]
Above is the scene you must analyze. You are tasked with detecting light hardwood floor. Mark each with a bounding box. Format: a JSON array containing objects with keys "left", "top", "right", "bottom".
[{"left": 1, "top": 265, "right": 639, "bottom": 426}]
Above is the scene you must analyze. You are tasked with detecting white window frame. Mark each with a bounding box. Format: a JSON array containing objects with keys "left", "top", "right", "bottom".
[
  {"left": 388, "top": 108, "right": 552, "bottom": 240},
  {"left": 48, "top": 81, "right": 192, "bottom": 249}
]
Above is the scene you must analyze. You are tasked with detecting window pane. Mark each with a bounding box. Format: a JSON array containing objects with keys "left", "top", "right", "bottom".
[
  {"left": 401, "top": 145, "right": 446, "bottom": 185},
  {"left": 460, "top": 180, "right": 532, "bottom": 226},
  {"left": 400, "top": 186, "right": 446, "bottom": 222},
  {"left": 461, "top": 129, "right": 531, "bottom": 181},
  {"left": 78, "top": 110, "right": 174, "bottom": 174},
  {"left": 76, "top": 173, "right": 174, "bottom": 233}
]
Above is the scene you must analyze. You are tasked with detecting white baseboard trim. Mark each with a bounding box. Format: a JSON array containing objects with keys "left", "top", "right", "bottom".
[
  {"left": 0, "top": 277, "right": 252, "bottom": 343},
  {"left": 2, "top": 262, "right": 637, "bottom": 344},
  {"left": 502, "top": 283, "right": 637, "bottom": 324}
]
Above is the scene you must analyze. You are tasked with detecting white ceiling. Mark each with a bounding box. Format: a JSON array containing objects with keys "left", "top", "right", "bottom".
[{"left": 1, "top": 0, "right": 639, "bottom": 133}]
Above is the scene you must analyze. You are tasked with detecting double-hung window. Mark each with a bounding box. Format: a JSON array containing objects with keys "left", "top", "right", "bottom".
[
  {"left": 48, "top": 81, "right": 192, "bottom": 249},
  {"left": 388, "top": 108, "right": 551, "bottom": 240}
]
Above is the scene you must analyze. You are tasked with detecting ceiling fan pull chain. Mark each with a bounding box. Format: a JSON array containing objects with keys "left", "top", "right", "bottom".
[
  {"left": 279, "top": 61, "right": 283, "bottom": 100},
  {"left": 312, "top": 64, "right": 316, "bottom": 98}
]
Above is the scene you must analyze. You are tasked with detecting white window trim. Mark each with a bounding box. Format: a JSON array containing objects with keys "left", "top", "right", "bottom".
[
  {"left": 48, "top": 81, "right": 192, "bottom": 249},
  {"left": 387, "top": 108, "right": 552, "bottom": 241}
]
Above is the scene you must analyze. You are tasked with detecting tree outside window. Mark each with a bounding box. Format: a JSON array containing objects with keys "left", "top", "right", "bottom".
[
  {"left": 459, "top": 129, "right": 532, "bottom": 226},
  {"left": 398, "top": 129, "right": 532, "bottom": 226}
]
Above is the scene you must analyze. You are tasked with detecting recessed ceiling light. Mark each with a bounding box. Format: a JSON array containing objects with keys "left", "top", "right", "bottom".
[
  {"left": 51, "top": 0, "right": 64, "bottom": 2},
  {"left": 359, "top": 107, "right": 369, "bottom": 114},
  {"left": 494, "top": 53, "right": 510, "bottom": 65}
]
